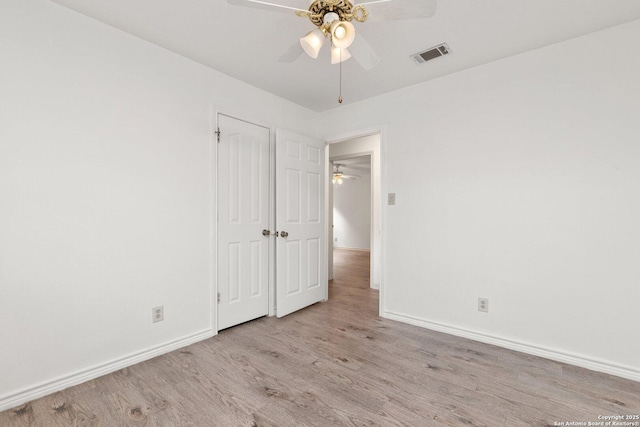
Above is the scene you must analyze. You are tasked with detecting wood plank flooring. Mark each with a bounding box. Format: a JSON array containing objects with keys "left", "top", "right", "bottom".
[{"left": 2, "top": 248, "right": 639, "bottom": 426}]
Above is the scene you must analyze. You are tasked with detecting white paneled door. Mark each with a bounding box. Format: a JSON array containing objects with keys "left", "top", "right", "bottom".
[
  {"left": 276, "top": 129, "right": 326, "bottom": 317},
  {"left": 217, "top": 115, "right": 270, "bottom": 330}
]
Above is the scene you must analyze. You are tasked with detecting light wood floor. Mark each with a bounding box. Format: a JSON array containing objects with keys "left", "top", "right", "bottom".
[{"left": 2, "top": 248, "right": 639, "bottom": 426}]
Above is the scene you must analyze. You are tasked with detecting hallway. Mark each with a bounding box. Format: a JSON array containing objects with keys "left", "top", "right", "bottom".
[{"left": 331, "top": 248, "right": 377, "bottom": 312}]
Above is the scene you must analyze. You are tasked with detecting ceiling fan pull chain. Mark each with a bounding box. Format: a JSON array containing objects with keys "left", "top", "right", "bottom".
[{"left": 338, "top": 49, "right": 343, "bottom": 104}]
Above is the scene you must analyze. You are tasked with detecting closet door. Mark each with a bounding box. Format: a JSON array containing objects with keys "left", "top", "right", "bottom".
[
  {"left": 217, "top": 114, "right": 270, "bottom": 330},
  {"left": 275, "top": 129, "right": 326, "bottom": 317}
]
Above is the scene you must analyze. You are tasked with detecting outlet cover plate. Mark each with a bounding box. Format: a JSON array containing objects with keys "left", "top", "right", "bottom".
[
  {"left": 478, "top": 298, "right": 489, "bottom": 313},
  {"left": 152, "top": 306, "right": 164, "bottom": 323}
]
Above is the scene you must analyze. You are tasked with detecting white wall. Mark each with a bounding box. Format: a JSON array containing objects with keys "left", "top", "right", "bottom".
[
  {"left": 319, "top": 20, "right": 640, "bottom": 381},
  {"left": 0, "top": 0, "right": 316, "bottom": 410},
  {"left": 333, "top": 169, "right": 371, "bottom": 250}
]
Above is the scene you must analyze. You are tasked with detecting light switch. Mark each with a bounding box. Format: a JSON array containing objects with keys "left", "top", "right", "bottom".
[{"left": 388, "top": 193, "right": 396, "bottom": 205}]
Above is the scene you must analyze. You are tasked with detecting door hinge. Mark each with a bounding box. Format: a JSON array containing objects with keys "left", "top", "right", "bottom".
[
  {"left": 215, "top": 127, "right": 221, "bottom": 143},
  {"left": 217, "top": 292, "right": 220, "bottom": 304}
]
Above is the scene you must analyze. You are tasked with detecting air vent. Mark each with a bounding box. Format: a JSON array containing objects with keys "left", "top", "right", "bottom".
[{"left": 411, "top": 43, "right": 450, "bottom": 64}]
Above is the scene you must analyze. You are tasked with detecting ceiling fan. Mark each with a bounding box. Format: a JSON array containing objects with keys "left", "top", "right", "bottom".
[
  {"left": 228, "top": 0, "right": 437, "bottom": 71},
  {"left": 333, "top": 164, "right": 360, "bottom": 185}
]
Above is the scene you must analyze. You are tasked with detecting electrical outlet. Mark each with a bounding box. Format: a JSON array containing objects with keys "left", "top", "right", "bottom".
[
  {"left": 478, "top": 298, "right": 489, "bottom": 313},
  {"left": 334, "top": 237, "right": 338, "bottom": 242},
  {"left": 152, "top": 306, "right": 164, "bottom": 323},
  {"left": 388, "top": 193, "right": 396, "bottom": 205}
]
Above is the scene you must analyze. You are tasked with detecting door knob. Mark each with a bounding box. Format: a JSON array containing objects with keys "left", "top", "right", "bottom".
[
  {"left": 262, "top": 229, "right": 270, "bottom": 237},
  {"left": 280, "top": 231, "right": 289, "bottom": 238}
]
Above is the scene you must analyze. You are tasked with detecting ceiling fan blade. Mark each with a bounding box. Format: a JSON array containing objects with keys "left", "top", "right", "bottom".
[
  {"left": 349, "top": 33, "right": 382, "bottom": 70},
  {"left": 340, "top": 164, "right": 370, "bottom": 172},
  {"left": 227, "top": 0, "right": 309, "bottom": 15},
  {"left": 358, "top": 0, "right": 437, "bottom": 22},
  {"left": 356, "top": 0, "right": 393, "bottom": 6},
  {"left": 278, "top": 41, "right": 304, "bottom": 63},
  {"left": 333, "top": 169, "right": 360, "bottom": 179}
]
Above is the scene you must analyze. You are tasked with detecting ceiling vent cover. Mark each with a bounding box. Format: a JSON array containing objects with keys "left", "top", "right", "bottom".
[{"left": 411, "top": 43, "right": 450, "bottom": 64}]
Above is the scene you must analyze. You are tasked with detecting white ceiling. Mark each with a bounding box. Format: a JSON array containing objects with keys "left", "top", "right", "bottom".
[{"left": 51, "top": 0, "right": 640, "bottom": 112}]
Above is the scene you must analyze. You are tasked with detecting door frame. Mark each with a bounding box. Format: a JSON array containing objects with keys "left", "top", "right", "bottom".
[
  {"left": 329, "top": 152, "right": 374, "bottom": 284},
  {"left": 324, "top": 125, "right": 387, "bottom": 316},
  {"left": 213, "top": 110, "right": 277, "bottom": 334}
]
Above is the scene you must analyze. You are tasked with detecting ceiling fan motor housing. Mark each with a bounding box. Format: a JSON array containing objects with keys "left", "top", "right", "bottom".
[{"left": 308, "top": 0, "right": 356, "bottom": 27}]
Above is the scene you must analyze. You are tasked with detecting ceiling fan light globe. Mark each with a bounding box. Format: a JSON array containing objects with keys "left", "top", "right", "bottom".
[
  {"left": 300, "top": 29, "right": 325, "bottom": 59},
  {"left": 323, "top": 11, "right": 339, "bottom": 24},
  {"left": 331, "top": 47, "right": 351, "bottom": 64},
  {"left": 330, "top": 21, "right": 355, "bottom": 49}
]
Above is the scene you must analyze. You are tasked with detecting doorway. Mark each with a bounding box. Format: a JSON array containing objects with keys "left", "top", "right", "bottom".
[{"left": 327, "top": 133, "right": 381, "bottom": 290}]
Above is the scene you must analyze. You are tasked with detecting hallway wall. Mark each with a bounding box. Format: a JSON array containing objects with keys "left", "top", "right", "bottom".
[{"left": 333, "top": 171, "right": 372, "bottom": 250}]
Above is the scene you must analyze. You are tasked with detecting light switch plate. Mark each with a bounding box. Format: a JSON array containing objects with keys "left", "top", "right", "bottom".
[{"left": 388, "top": 193, "right": 396, "bottom": 205}]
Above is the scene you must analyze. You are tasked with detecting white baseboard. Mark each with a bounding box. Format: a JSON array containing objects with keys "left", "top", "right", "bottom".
[
  {"left": 0, "top": 329, "right": 214, "bottom": 412},
  {"left": 382, "top": 311, "right": 640, "bottom": 383}
]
